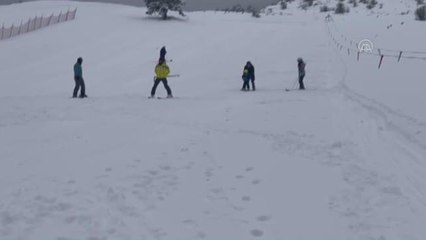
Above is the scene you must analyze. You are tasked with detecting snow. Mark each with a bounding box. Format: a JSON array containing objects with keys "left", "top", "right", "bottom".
[{"left": 1, "top": 1, "right": 426, "bottom": 239}]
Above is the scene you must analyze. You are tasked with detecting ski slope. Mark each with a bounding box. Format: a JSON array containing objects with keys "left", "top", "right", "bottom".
[{"left": 1, "top": 1, "right": 426, "bottom": 239}]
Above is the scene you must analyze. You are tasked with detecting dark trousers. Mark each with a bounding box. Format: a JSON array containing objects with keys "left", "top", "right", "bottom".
[
  {"left": 73, "top": 77, "right": 86, "bottom": 97},
  {"left": 151, "top": 78, "right": 172, "bottom": 96},
  {"left": 242, "top": 77, "right": 250, "bottom": 90},
  {"left": 250, "top": 79, "right": 256, "bottom": 90},
  {"left": 299, "top": 74, "right": 305, "bottom": 90}
]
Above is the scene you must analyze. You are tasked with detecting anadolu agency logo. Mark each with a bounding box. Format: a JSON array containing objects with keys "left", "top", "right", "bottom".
[{"left": 358, "top": 39, "right": 374, "bottom": 53}]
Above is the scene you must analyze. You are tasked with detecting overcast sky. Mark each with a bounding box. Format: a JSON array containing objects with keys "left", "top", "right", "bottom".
[{"left": 0, "top": 0, "right": 279, "bottom": 10}]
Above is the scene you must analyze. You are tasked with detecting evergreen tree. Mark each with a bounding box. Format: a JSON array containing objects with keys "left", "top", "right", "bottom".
[
  {"left": 280, "top": 0, "right": 288, "bottom": 10},
  {"left": 335, "top": 0, "right": 347, "bottom": 14},
  {"left": 415, "top": 4, "right": 426, "bottom": 20},
  {"left": 145, "top": 0, "right": 185, "bottom": 20},
  {"left": 348, "top": 0, "right": 358, "bottom": 7},
  {"left": 304, "top": 0, "right": 314, "bottom": 7},
  {"left": 367, "top": 0, "right": 378, "bottom": 9}
]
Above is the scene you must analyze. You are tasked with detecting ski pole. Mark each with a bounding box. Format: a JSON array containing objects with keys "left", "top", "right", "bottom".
[
  {"left": 291, "top": 77, "right": 298, "bottom": 90},
  {"left": 168, "top": 74, "right": 180, "bottom": 78}
]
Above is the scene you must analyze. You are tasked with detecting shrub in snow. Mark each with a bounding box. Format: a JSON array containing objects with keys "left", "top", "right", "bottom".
[
  {"left": 320, "top": 5, "right": 330, "bottom": 12},
  {"left": 348, "top": 0, "right": 358, "bottom": 7},
  {"left": 246, "top": 5, "right": 261, "bottom": 18},
  {"left": 145, "top": 0, "right": 185, "bottom": 20},
  {"left": 252, "top": 11, "right": 261, "bottom": 18},
  {"left": 415, "top": 5, "right": 426, "bottom": 21},
  {"left": 416, "top": 0, "right": 425, "bottom": 6},
  {"left": 367, "top": 0, "right": 378, "bottom": 9},
  {"left": 299, "top": 0, "right": 316, "bottom": 10},
  {"left": 359, "top": 0, "right": 368, "bottom": 4},
  {"left": 230, "top": 4, "right": 245, "bottom": 13},
  {"left": 335, "top": 0, "right": 348, "bottom": 14},
  {"left": 280, "top": 0, "right": 287, "bottom": 10},
  {"left": 304, "top": 0, "right": 314, "bottom": 7}
]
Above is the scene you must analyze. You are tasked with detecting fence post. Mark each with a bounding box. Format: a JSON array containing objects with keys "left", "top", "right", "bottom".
[
  {"left": 378, "top": 55, "right": 384, "bottom": 69},
  {"left": 47, "top": 14, "right": 53, "bottom": 26},
  {"left": 39, "top": 15, "right": 43, "bottom": 29},
  {"left": 30, "top": 17, "right": 34, "bottom": 31},
  {"left": 357, "top": 51, "right": 360, "bottom": 61},
  {"left": 26, "top": 19, "right": 30, "bottom": 32},
  {"left": 10, "top": 24, "right": 14, "bottom": 38},
  {"left": 398, "top": 51, "right": 403, "bottom": 62},
  {"left": 72, "top": 9, "right": 77, "bottom": 20},
  {"left": 18, "top": 20, "right": 23, "bottom": 35},
  {"left": 0, "top": 24, "right": 3, "bottom": 40},
  {"left": 65, "top": 9, "right": 70, "bottom": 21}
]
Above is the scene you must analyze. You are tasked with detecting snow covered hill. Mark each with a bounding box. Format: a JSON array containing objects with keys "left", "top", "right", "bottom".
[{"left": 1, "top": 1, "right": 426, "bottom": 240}]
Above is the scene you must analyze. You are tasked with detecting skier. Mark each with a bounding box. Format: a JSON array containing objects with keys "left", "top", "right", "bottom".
[
  {"left": 150, "top": 58, "right": 173, "bottom": 98},
  {"left": 159, "top": 46, "right": 167, "bottom": 62},
  {"left": 244, "top": 61, "right": 255, "bottom": 91},
  {"left": 241, "top": 68, "right": 250, "bottom": 91},
  {"left": 297, "top": 57, "right": 306, "bottom": 90},
  {"left": 73, "top": 57, "right": 87, "bottom": 98}
]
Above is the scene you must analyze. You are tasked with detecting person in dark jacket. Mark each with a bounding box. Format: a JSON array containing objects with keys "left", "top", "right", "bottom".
[
  {"left": 159, "top": 46, "right": 167, "bottom": 62},
  {"left": 297, "top": 57, "right": 306, "bottom": 90},
  {"left": 241, "top": 68, "right": 250, "bottom": 91},
  {"left": 244, "top": 61, "right": 255, "bottom": 91},
  {"left": 73, "top": 57, "right": 87, "bottom": 98}
]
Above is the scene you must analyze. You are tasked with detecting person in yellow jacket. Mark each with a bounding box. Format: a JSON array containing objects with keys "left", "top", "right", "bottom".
[{"left": 150, "top": 59, "right": 173, "bottom": 98}]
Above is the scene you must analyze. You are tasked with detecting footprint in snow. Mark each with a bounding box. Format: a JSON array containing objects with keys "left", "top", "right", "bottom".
[
  {"left": 242, "top": 196, "right": 251, "bottom": 202},
  {"left": 252, "top": 179, "right": 262, "bottom": 185},
  {"left": 159, "top": 165, "right": 172, "bottom": 171},
  {"left": 250, "top": 229, "right": 264, "bottom": 237},
  {"left": 196, "top": 232, "right": 207, "bottom": 239},
  {"left": 205, "top": 169, "right": 214, "bottom": 178},
  {"left": 256, "top": 215, "right": 271, "bottom": 222},
  {"left": 182, "top": 219, "right": 198, "bottom": 229},
  {"left": 180, "top": 147, "right": 190, "bottom": 152}
]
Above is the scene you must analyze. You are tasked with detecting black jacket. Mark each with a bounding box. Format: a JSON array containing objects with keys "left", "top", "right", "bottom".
[
  {"left": 298, "top": 61, "right": 306, "bottom": 75},
  {"left": 244, "top": 64, "right": 255, "bottom": 80}
]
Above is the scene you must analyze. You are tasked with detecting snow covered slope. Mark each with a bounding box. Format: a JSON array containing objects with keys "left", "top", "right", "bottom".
[{"left": 1, "top": 1, "right": 426, "bottom": 240}]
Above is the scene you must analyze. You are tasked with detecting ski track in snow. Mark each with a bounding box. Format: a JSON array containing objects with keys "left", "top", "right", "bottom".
[{"left": 1, "top": 1, "right": 426, "bottom": 240}]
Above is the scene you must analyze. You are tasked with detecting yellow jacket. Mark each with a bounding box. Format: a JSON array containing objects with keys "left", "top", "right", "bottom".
[{"left": 155, "top": 63, "right": 170, "bottom": 79}]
